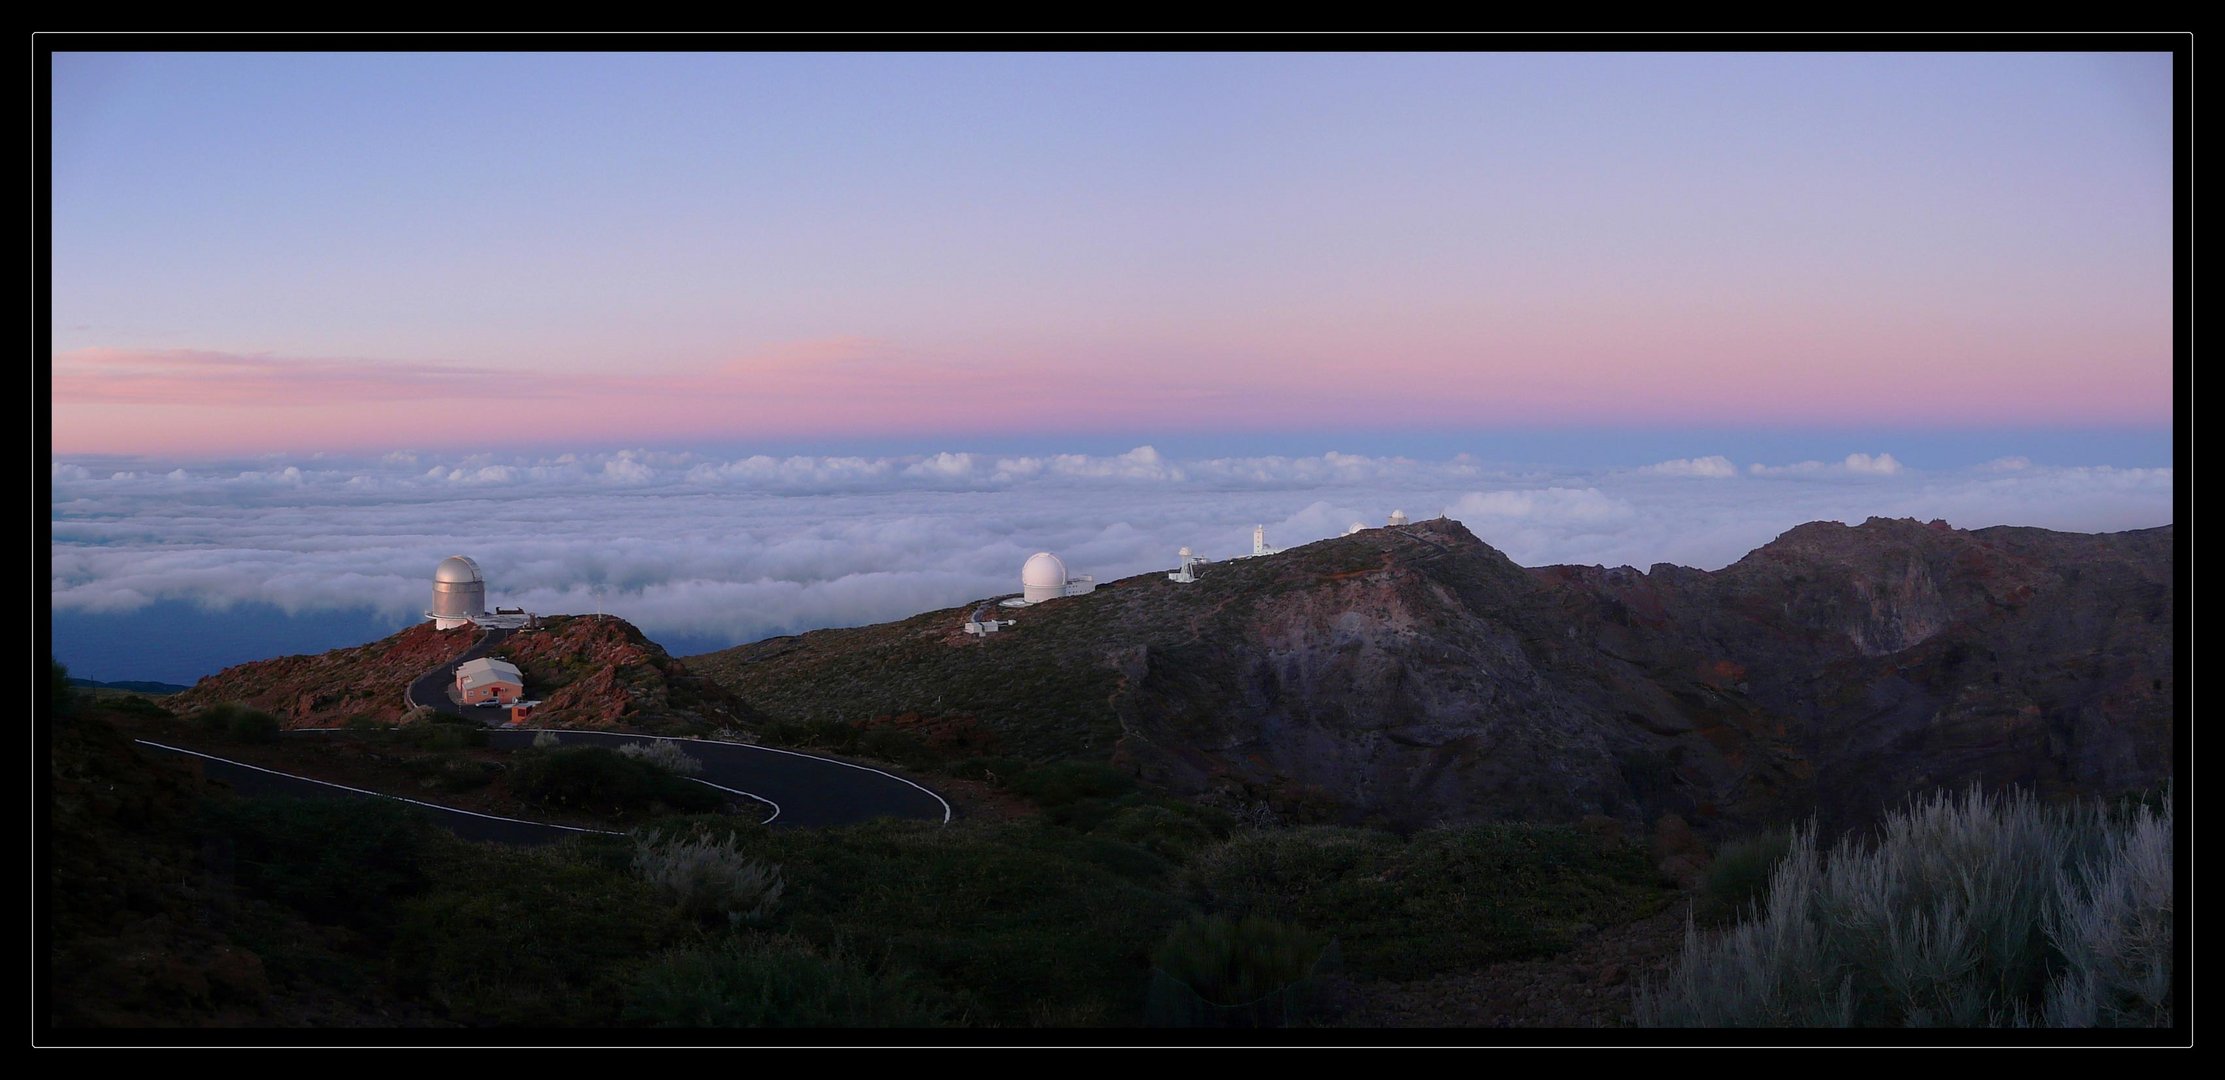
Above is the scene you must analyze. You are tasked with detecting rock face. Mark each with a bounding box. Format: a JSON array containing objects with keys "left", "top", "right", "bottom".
[
  {"left": 173, "top": 615, "right": 760, "bottom": 734},
  {"left": 690, "top": 517, "right": 2174, "bottom": 832},
  {"left": 172, "top": 621, "right": 479, "bottom": 727},
  {"left": 492, "top": 615, "right": 762, "bottom": 732}
]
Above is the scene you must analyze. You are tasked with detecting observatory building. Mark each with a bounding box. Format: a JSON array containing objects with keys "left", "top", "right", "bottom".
[
  {"left": 1169, "top": 546, "right": 1212, "bottom": 584},
  {"left": 455, "top": 656, "right": 525, "bottom": 706},
  {"left": 1006, "top": 551, "right": 1096, "bottom": 606},
  {"left": 428, "top": 555, "right": 491, "bottom": 630},
  {"left": 1388, "top": 509, "right": 1410, "bottom": 527}
]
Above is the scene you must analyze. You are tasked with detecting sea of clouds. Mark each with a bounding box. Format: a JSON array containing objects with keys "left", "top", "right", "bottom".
[{"left": 50, "top": 445, "right": 2174, "bottom": 662}]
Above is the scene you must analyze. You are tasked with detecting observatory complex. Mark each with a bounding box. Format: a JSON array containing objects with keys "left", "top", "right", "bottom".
[
  {"left": 1003, "top": 552, "right": 1097, "bottom": 607},
  {"left": 428, "top": 556, "right": 490, "bottom": 629},
  {"left": 425, "top": 555, "right": 538, "bottom": 630}
]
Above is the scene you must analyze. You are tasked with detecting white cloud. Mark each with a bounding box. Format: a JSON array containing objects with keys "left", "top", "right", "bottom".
[
  {"left": 1635, "top": 455, "right": 1738, "bottom": 478},
  {"left": 1750, "top": 451, "right": 1903, "bottom": 477},
  {"left": 48, "top": 445, "right": 2175, "bottom": 662}
]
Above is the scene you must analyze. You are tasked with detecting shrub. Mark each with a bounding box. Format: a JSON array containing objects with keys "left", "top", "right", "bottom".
[
  {"left": 50, "top": 659, "right": 78, "bottom": 719},
  {"left": 617, "top": 739, "right": 704, "bottom": 776},
  {"left": 1635, "top": 784, "right": 2175, "bottom": 1028},
  {"left": 1697, "top": 827, "right": 1795, "bottom": 925},
  {"left": 1184, "top": 823, "right": 1669, "bottom": 981},
  {"left": 195, "top": 703, "right": 282, "bottom": 744},
  {"left": 632, "top": 826, "right": 785, "bottom": 928},
  {"left": 407, "top": 755, "right": 498, "bottom": 793},
  {"left": 392, "top": 721, "right": 482, "bottom": 751},
  {"left": 102, "top": 694, "right": 174, "bottom": 720},
  {"left": 2042, "top": 798, "right": 2174, "bottom": 1027},
  {"left": 394, "top": 840, "right": 686, "bottom": 1026},
  {"left": 199, "top": 796, "right": 442, "bottom": 936},
  {"left": 1006, "top": 761, "right": 1136, "bottom": 807},
  {"left": 1097, "top": 803, "right": 1221, "bottom": 862},
  {"left": 624, "top": 936, "right": 952, "bottom": 1028},
  {"left": 507, "top": 746, "right": 722, "bottom": 816},
  {"left": 532, "top": 729, "right": 562, "bottom": 749},
  {"left": 1145, "top": 915, "right": 1336, "bottom": 1027}
]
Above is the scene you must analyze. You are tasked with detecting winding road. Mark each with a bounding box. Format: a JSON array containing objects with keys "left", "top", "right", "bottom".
[
  {"left": 138, "top": 625, "right": 950, "bottom": 843},
  {"left": 404, "top": 626, "right": 513, "bottom": 717}
]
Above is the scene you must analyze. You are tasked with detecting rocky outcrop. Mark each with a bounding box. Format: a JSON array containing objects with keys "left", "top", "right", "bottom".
[
  {"left": 171, "top": 621, "right": 479, "bottom": 727},
  {"left": 691, "top": 516, "right": 2174, "bottom": 833},
  {"left": 172, "top": 615, "right": 760, "bottom": 734},
  {"left": 490, "top": 615, "right": 761, "bottom": 732}
]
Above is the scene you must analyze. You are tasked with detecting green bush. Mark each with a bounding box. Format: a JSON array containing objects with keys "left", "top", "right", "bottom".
[
  {"left": 392, "top": 722, "right": 482, "bottom": 751},
  {"left": 406, "top": 755, "right": 498, "bottom": 793},
  {"left": 1093, "top": 804, "right": 1221, "bottom": 863},
  {"left": 394, "top": 840, "right": 687, "bottom": 1026},
  {"left": 1146, "top": 914, "right": 1335, "bottom": 1027},
  {"left": 194, "top": 703, "right": 282, "bottom": 744},
  {"left": 199, "top": 796, "right": 443, "bottom": 935},
  {"left": 618, "top": 739, "right": 705, "bottom": 776},
  {"left": 1636, "top": 785, "right": 2175, "bottom": 1028},
  {"left": 508, "top": 746, "right": 723, "bottom": 816},
  {"left": 685, "top": 817, "right": 1193, "bottom": 1026},
  {"left": 1006, "top": 761, "right": 1136, "bottom": 807},
  {"left": 50, "top": 659, "right": 79, "bottom": 719},
  {"left": 624, "top": 936, "right": 953, "bottom": 1028},
  {"left": 632, "top": 826, "right": 785, "bottom": 928},
  {"left": 102, "top": 694, "right": 174, "bottom": 720},
  {"left": 1184, "top": 823, "right": 1670, "bottom": 980},
  {"left": 1697, "top": 827, "right": 1795, "bottom": 925}
]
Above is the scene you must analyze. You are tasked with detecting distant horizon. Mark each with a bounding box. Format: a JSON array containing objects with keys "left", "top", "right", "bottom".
[
  {"left": 50, "top": 438, "right": 2173, "bottom": 685},
  {"left": 47, "top": 49, "right": 2178, "bottom": 685},
  {"left": 50, "top": 52, "right": 2172, "bottom": 456}
]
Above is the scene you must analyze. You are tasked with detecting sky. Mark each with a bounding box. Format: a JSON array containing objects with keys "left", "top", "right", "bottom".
[
  {"left": 45, "top": 50, "right": 2178, "bottom": 682},
  {"left": 49, "top": 51, "right": 2174, "bottom": 455}
]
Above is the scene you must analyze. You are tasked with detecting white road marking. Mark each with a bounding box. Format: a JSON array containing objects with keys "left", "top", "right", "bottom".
[
  {"left": 512, "top": 728, "right": 954, "bottom": 824},
  {"left": 687, "top": 777, "right": 781, "bottom": 825},
  {"left": 132, "top": 739, "right": 621, "bottom": 836}
]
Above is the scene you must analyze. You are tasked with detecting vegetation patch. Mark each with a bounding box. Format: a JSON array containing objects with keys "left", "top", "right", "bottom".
[
  {"left": 1183, "top": 823, "right": 1673, "bottom": 981},
  {"left": 506, "top": 745, "right": 725, "bottom": 817},
  {"left": 1637, "top": 785, "right": 2175, "bottom": 1027}
]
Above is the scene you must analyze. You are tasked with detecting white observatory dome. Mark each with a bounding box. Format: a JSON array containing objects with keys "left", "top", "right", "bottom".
[
  {"left": 1347, "top": 522, "right": 1366, "bottom": 535},
  {"left": 1178, "top": 546, "right": 1192, "bottom": 559},
  {"left": 1388, "top": 509, "right": 1409, "bottom": 526},
  {"left": 428, "top": 555, "right": 489, "bottom": 629},
  {"left": 1021, "top": 551, "right": 1069, "bottom": 604}
]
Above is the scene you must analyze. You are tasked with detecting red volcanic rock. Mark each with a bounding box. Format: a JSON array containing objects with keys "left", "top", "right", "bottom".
[
  {"left": 171, "top": 615, "right": 761, "bottom": 734},
  {"left": 172, "top": 622, "right": 480, "bottom": 728}
]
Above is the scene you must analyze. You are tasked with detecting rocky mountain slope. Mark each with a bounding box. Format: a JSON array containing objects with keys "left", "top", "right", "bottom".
[
  {"left": 172, "top": 621, "right": 480, "bottom": 727},
  {"left": 687, "top": 517, "right": 2174, "bottom": 832},
  {"left": 172, "top": 615, "right": 758, "bottom": 734}
]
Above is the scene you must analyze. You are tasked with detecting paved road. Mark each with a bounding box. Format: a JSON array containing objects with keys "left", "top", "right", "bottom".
[
  {"left": 489, "top": 729, "right": 950, "bottom": 828},
  {"left": 133, "top": 727, "right": 949, "bottom": 845},
  {"left": 153, "top": 624, "right": 951, "bottom": 842},
  {"left": 134, "top": 738, "right": 616, "bottom": 846},
  {"left": 405, "top": 627, "right": 512, "bottom": 718}
]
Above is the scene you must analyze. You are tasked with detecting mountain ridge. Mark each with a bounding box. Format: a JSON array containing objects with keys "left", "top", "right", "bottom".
[{"left": 687, "top": 516, "right": 2173, "bottom": 832}]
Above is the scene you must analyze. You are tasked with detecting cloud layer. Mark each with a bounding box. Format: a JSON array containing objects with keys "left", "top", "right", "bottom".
[{"left": 50, "top": 445, "right": 2174, "bottom": 657}]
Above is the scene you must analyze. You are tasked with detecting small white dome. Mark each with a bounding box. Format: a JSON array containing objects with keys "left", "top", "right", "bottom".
[
  {"left": 1178, "top": 546, "right": 1192, "bottom": 559},
  {"left": 1388, "top": 509, "right": 1409, "bottom": 525},
  {"left": 1021, "top": 552, "right": 1068, "bottom": 589},
  {"left": 434, "top": 555, "right": 484, "bottom": 583},
  {"left": 1347, "top": 522, "right": 1366, "bottom": 534}
]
